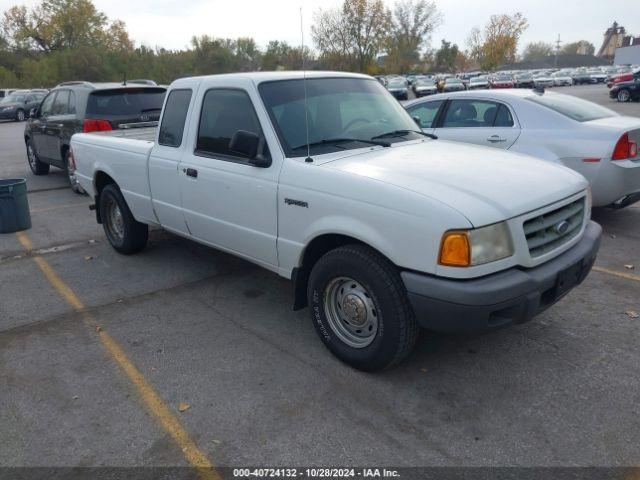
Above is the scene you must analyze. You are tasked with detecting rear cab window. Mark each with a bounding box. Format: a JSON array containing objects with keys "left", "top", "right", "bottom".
[
  {"left": 526, "top": 93, "right": 618, "bottom": 122},
  {"left": 159, "top": 89, "right": 192, "bottom": 147}
]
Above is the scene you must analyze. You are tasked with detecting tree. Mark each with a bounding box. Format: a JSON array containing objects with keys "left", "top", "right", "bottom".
[
  {"left": 562, "top": 40, "right": 595, "bottom": 56},
  {"left": 2, "top": 0, "right": 132, "bottom": 53},
  {"left": 434, "top": 39, "right": 459, "bottom": 72},
  {"left": 521, "top": 41, "right": 554, "bottom": 62},
  {"left": 312, "top": 0, "right": 390, "bottom": 72},
  {"left": 385, "top": 0, "right": 442, "bottom": 73},
  {"left": 467, "top": 13, "right": 528, "bottom": 70}
]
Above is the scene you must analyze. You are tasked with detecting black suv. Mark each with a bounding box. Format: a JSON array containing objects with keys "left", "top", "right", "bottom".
[
  {"left": 0, "top": 90, "right": 47, "bottom": 122},
  {"left": 24, "top": 81, "right": 166, "bottom": 192}
]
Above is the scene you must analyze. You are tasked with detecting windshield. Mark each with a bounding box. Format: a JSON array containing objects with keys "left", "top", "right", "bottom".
[
  {"left": 527, "top": 93, "right": 618, "bottom": 122},
  {"left": 387, "top": 79, "right": 406, "bottom": 88},
  {"left": 259, "top": 77, "right": 421, "bottom": 156},
  {"left": 415, "top": 79, "right": 435, "bottom": 86},
  {"left": 472, "top": 76, "right": 487, "bottom": 82},
  {"left": 446, "top": 79, "right": 462, "bottom": 84}
]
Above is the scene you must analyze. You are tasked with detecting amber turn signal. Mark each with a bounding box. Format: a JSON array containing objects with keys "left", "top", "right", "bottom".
[{"left": 439, "top": 231, "right": 471, "bottom": 267}]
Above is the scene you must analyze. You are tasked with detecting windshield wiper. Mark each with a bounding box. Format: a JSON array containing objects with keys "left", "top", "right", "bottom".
[
  {"left": 371, "top": 129, "right": 438, "bottom": 140},
  {"left": 291, "top": 138, "right": 391, "bottom": 151}
]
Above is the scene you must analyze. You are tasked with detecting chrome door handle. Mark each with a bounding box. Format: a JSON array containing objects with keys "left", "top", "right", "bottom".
[{"left": 487, "top": 135, "right": 506, "bottom": 143}]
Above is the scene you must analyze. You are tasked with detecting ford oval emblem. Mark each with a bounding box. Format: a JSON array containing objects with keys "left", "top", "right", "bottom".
[
  {"left": 555, "top": 220, "right": 570, "bottom": 235},
  {"left": 140, "top": 114, "right": 150, "bottom": 122}
]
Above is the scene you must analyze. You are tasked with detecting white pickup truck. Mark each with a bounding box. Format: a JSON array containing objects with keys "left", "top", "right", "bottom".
[{"left": 70, "top": 72, "right": 602, "bottom": 371}]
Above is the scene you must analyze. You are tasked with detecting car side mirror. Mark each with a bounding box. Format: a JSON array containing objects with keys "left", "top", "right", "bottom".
[
  {"left": 29, "top": 108, "right": 37, "bottom": 118},
  {"left": 229, "top": 130, "right": 271, "bottom": 168}
]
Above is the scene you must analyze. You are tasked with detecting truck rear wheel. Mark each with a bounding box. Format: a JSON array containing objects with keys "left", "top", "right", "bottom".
[
  {"left": 307, "top": 244, "right": 419, "bottom": 371},
  {"left": 99, "top": 184, "right": 148, "bottom": 254}
]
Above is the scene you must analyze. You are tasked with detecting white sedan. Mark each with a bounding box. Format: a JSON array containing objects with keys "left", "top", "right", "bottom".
[{"left": 403, "top": 89, "right": 640, "bottom": 208}]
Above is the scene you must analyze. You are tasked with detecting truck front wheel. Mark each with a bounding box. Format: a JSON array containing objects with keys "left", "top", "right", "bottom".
[
  {"left": 308, "top": 245, "right": 419, "bottom": 371},
  {"left": 99, "top": 184, "right": 148, "bottom": 254}
]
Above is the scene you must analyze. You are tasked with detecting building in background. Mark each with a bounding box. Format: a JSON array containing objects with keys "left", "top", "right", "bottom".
[{"left": 599, "top": 22, "right": 640, "bottom": 61}]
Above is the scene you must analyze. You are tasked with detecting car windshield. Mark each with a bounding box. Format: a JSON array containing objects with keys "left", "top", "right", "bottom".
[
  {"left": 472, "top": 76, "right": 488, "bottom": 82},
  {"left": 259, "top": 77, "right": 422, "bottom": 156},
  {"left": 447, "top": 79, "right": 462, "bottom": 84},
  {"left": 415, "top": 79, "right": 435, "bottom": 86},
  {"left": 387, "top": 79, "right": 405, "bottom": 88},
  {"left": 527, "top": 93, "right": 618, "bottom": 122}
]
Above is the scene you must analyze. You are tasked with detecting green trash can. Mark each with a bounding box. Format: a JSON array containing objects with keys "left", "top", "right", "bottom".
[{"left": 0, "top": 178, "right": 31, "bottom": 233}]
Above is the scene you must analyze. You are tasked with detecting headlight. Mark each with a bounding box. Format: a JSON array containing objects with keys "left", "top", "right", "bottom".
[{"left": 439, "top": 222, "right": 514, "bottom": 267}]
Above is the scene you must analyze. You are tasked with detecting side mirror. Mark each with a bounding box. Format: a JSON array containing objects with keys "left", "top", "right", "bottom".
[
  {"left": 229, "top": 130, "right": 271, "bottom": 167},
  {"left": 29, "top": 108, "right": 37, "bottom": 118}
]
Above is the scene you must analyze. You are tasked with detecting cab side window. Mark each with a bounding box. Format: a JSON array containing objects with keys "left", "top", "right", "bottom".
[
  {"left": 196, "top": 89, "right": 263, "bottom": 161},
  {"left": 159, "top": 89, "right": 192, "bottom": 147}
]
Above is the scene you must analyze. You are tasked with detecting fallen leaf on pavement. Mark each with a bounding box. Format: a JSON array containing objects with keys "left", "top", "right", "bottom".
[
  {"left": 624, "top": 265, "right": 635, "bottom": 270},
  {"left": 84, "top": 256, "right": 93, "bottom": 261},
  {"left": 625, "top": 311, "right": 639, "bottom": 319},
  {"left": 610, "top": 234, "right": 616, "bottom": 239},
  {"left": 178, "top": 402, "right": 190, "bottom": 412},
  {"left": 95, "top": 325, "right": 102, "bottom": 332}
]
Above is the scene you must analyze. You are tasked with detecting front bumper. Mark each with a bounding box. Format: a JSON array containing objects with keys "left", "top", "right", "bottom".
[{"left": 402, "top": 221, "right": 602, "bottom": 334}]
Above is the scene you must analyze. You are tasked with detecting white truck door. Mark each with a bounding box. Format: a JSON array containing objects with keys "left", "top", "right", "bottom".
[
  {"left": 433, "top": 99, "right": 520, "bottom": 150},
  {"left": 178, "top": 87, "right": 279, "bottom": 268},
  {"left": 148, "top": 88, "right": 194, "bottom": 235}
]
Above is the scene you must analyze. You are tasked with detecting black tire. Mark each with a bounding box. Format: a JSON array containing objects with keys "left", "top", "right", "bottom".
[
  {"left": 99, "top": 183, "right": 148, "bottom": 254},
  {"left": 15, "top": 109, "right": 26, "bottom": 122},
  {"left": 63, "top": 151, "right": 85, "bottom": 195},
  {"left": 307, "top": 244, "right": 419, "bottom": 371},
  {"left": 26, "top": 138, "right": 50, "bottom": 175}
]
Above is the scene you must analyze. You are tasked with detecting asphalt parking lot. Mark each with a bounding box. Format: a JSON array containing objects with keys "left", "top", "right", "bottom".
[{"left": 1, "top": 83, "right": 639, "bottom": 474}]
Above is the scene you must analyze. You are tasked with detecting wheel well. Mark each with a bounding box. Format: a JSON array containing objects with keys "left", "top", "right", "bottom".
[
  {"left": 292, "top": 234, "right": 369, "bottom": 311},
  {"left": 93, "top": 171, "right": 116, "bottom": 224},
  {"left": 94, "top": 171, "right": 116, "bottom": 195}
]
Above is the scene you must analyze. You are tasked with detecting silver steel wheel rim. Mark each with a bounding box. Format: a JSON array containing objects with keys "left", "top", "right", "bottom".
[
  {"left": 106, "top": 198, "right": 125, "bottom": 241},
  {"left": 27, "top": 145, "right": 37, "bottom": 169},
  {"left": 17, "top": 110, "right": 25, "bottom": 121},
  {"left": 619, "top": 91, "right": 629, "bottom": 102},
  {"left": 323, "top": 276, "right": 378, "bottom": 348}
]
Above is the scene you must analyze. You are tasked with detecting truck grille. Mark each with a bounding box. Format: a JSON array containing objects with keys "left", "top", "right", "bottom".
[{"left": 523, "top": 198, "right": 585, "bottom": 258}]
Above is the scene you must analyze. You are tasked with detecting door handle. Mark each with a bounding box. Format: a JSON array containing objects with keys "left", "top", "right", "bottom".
[
  {"left": 183, "top": 168, "right": 198, "bottom": 178},
  {"left": 487, "top": 135, "right": 506, "bottom": 143}
]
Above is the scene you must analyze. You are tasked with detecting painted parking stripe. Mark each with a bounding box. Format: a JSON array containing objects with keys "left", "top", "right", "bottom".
[
  {"left": 15, "top": 231, "right": 221, "bottom": 480},
  {"left": 592, "top": 266, "right": 640, "bottom": 283}
]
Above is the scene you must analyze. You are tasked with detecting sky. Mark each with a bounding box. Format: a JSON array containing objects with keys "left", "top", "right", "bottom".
[{"left": 0, "top": 0, "right": 637, "bottom": 54}]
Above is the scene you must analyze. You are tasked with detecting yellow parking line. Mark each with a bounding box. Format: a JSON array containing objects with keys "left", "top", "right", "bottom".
[
  {"left": 30, "top": 203, "right": 89, "bottom": 214},
  {"left": 592, "top": 266, "right": 640, "bottom": 283},
  {"left": 15, "top": 231, "right": 220, "bottom": 480}
]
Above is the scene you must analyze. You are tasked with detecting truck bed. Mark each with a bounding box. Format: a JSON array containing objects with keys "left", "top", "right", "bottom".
[{"left": 97, "top": 126, "right": 158, "bottom": 142}]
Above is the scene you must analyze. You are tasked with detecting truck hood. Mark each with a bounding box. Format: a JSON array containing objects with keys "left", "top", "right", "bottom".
[{"left": 322, "top": 140, "right": 587, "bottom": 226}]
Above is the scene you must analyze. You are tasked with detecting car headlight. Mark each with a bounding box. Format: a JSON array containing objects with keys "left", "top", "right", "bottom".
[{"left": 439, "top": 222, "right": 514, "bottom": 267}]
